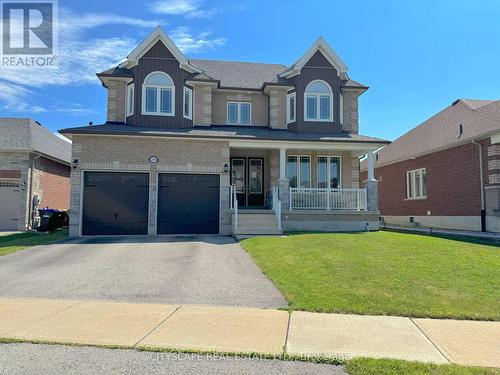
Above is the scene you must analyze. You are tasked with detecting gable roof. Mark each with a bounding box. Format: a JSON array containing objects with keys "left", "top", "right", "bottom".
[
  {"left": 360, "top": 99, "right": 500, "bottom": 170},
  {"left": 119, "top": 26, "right": 200, "bottom": 73},
  {"left": 98, "top": 28, "right": 364, "bottom": 90},
  {"left": 188, "top": 59, "right": 291, "bottom": 90},
  {"left": 280, "top": 37, "right": 349, "bottom": 80}
]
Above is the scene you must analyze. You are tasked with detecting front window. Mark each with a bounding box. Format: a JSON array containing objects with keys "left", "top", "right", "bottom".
[
  {"left": 317, "top": 156, "right": 341, "bottom": 188},
  {"left": 227, "top": 102, "right": 251, "bottom": 125},
  {"left": 287, "top": 92, "right": 296, "bottom": 123},
  {"left": 304, "top": 80, "right": 333, "bottom": 122},
  {"left": 287, "top": 155, "right": 311, "bottom": 188},
  {"left": 183, "top": 86, "right": 192, "bottom": 119},
  {"left": 407, "top": 168, "right": 427, "bottom": 199},
  {"left": 142, "top": 72, "right": 175, "bottom": 116}
]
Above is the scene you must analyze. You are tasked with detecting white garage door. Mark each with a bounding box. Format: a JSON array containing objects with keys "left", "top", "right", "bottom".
[{"left": 0, "top": 179, "right": 21, "bottom": 230}]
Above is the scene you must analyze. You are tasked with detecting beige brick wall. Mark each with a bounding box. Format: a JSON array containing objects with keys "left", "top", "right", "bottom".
[
  {"left": 212, "top": 90, "right": 269, "bottom": 126},
  {"left": 342, "top": 89, "right": 361, "bottom": 134},
  {"left": 269, "top": 88, "right": 287, "bottom": 129},
  {"left": 106, "top": 80, "right": 127, "bottom": 123},
  {"left": 69, "top": 135, "right": 231, "bottom": 236},
  {"left": 193, "top": 83, "right": 214, "bottom": 126}
]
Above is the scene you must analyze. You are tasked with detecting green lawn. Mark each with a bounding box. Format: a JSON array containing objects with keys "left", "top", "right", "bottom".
[
  {"left": 345, "top": 357, "right": 498, "bottom": 375},
  {"left": 0, "top": 229, "right": 69, "bottom": 256},
  {"left": 241, "top": 232, "right": 500, "bottom": 320}
]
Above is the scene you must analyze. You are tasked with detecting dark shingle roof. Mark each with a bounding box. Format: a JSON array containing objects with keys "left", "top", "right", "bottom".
[
  {"left": 188, "top": 59, "right": 291, "bottom": 89},
  {"left": 60, "top": 123, "right": 389, "bottom": 144},
  {"left": 97, "top": 66, "right": 132, "bottom": 78}
]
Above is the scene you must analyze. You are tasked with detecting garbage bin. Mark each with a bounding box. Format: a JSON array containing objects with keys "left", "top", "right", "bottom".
[{"left": 37, "top": 209, "right": 67, "bottom": 232}]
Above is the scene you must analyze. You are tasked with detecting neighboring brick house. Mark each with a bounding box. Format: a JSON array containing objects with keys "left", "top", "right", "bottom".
[
  {"left": 361, "top": 99, "right": 500, "bottom": 232},
  {"left": 0, "top": 118, "right": 71, "bottom": 231},
  {"left": 60, "top": 27, "right": 389, "bottom": 237}
]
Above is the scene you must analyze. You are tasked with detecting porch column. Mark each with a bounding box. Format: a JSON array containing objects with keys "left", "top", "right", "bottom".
[
  {"left": 279, "top": 146, "right": 286, "bottom": 179},
  {"left": 365, "top": 150, "right": 378, "bottom": 212},
  {"left": 278, "top": 146, "right": 290, "bottom": 210}
]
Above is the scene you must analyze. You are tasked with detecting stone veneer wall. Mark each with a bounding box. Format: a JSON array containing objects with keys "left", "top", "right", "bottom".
[
  {"left": 69, "top": 135, "right": 231, "bottom": 236},
  {"left": 106, "top": 79, "right": 127, "bottom": 123},
  {"left": 342, "top": 89, "right": 361, "bottom": 135}
]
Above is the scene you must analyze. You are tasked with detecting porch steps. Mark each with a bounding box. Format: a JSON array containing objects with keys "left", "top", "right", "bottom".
[{"left": 234, "top": 210, "right": 283, "bottom": 235}]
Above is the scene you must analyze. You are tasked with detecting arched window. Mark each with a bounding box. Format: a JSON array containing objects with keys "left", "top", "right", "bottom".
[
  {"left": 304, "top": 80, "right": 333, "bottom": 122},
  {"left": 142, "top": 72, "right": 175, "bottom": 116}
]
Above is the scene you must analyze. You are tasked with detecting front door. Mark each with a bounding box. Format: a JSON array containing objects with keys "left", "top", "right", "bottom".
[{"left": 230, "top": 157, "right": 265, "bottom": 207}]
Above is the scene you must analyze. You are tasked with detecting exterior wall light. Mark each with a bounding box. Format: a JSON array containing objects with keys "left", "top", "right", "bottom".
[
  {"left": 71, "top": 159, "right": 79, "bottom": 169},
  {"left": 223, "top": 163, "right": 229, "bottom": 173}
]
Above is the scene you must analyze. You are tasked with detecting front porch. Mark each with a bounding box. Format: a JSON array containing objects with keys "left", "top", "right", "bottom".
[{"left": 228, "top": 141, "right": 379, "bottom": 234}]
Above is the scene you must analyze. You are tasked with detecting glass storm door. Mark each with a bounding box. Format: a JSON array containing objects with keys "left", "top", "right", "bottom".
[
  {"left": 230, "top": 157, "right": 265, "bottom": 207},
  {"left": 247, "top": 158, "right": 264, "bottom": 207},
  {"left": 231, "top": 158, "right": 246, "bottom": 207}
]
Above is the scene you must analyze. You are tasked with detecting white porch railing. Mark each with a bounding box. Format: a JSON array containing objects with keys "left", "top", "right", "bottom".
[
  {"left": 272, "top": 186, "right": 282, "bottom": 230},
  {"left": 289, "top": 188, "right": 367, "bottom": 211},
  {"left": 230, "top": 185, "right": 238, "bottom": 229}
]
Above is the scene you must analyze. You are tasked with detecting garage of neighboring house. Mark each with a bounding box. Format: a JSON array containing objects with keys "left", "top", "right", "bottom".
[
  {"left": 157, "top": 173, "right": 220, "bottom": 234},
  {"left": 82, "top": 172, "right": 149, "bottom": 235},
  {"left": 0, "top": 177, "right": 21, "bottom": 231}
]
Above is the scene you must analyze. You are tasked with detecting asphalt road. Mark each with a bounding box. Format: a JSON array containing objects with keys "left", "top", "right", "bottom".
[
  {"left": 0, "top": 343, "right": 347, "bottom": 375},
  {"left": 0, "top": 235, "right": 286, "bottom": 308}
]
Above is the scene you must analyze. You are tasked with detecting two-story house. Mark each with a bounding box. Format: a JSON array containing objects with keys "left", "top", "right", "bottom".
[{"left": 60, "top": 27, "right": 389, "bottom": 236}]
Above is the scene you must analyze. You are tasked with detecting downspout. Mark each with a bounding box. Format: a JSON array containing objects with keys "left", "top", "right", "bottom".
[
  {"left": 28, "top": 153, "right": 42, "bottom": 230},
  {"left": 471, "top": 139, "right": 486, "bottom": 232}
]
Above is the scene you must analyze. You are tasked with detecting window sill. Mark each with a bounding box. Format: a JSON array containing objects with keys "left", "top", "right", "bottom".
[
  {"left": 304, "top": 118, "right": 333, "bottom": 122},
  {"left": 142, "top": 112, "right": 175, "bottom": 117},
  {"left": 405, "top": 197, "right": 427, "bottom": 201}
]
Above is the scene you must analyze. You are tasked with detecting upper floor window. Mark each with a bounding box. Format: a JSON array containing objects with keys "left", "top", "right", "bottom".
[
  {"left": 126, "top": 84, "right": 134, "bottom": 117},
  {"left": 304, "top": 80, "right": 333, "bottom": 122},
  {"left": 407, "top": 168, "right": 427, "bottom": 199},
  {"left": 227, "top": 102, "right": 251, "bottom": 125},
  {"left": 339, "top": 91, "right": 344, "bottom": 125},
  {"left": 142, "top": 72, "right": 175, "bottom": 116},
  {"left": 183, "top": 86, "right": 192, "bottom": 120},
  {"left": 287, "top": 92, "right": 296, "bottom": 123}
]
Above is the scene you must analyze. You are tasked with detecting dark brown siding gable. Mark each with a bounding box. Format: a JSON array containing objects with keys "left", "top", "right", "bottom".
[
  {"left": 288, "top": 50, "right": 342, "bottom": 134},
  {"left": 127, "top": 41, "right": 193, "bottom": 129}
]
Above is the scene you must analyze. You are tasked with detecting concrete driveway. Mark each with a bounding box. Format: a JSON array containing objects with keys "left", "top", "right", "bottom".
[{"left": 0, "top": 235, "right": 287, "bottom": 308}]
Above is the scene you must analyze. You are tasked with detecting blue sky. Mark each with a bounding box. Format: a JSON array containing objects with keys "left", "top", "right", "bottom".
[{"left": 0, "top": 0, "right": 499, "bottom": 141}]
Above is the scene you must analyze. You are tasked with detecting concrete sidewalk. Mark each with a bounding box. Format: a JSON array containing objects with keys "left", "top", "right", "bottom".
[{"left": 0, "top": 297, "right": 498, "bottom": 368}]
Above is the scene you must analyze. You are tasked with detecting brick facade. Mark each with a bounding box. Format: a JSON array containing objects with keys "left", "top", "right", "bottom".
[
  {"left": 69, "top": 135, "right": 231, "bottom": 237},
  {"left": 361, "top": 138, "right": 496, "bottom": 230},
  {"left": 37, "top": 157, "right": 71, "bottom": 210}
]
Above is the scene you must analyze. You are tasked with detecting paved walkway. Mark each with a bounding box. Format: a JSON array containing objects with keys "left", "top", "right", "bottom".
[
  {"left": 383, "top": 225, "right": 500, "bottom": 241},
  {"left": 0, "top": 297, "right": 498, "bottom": 368}
]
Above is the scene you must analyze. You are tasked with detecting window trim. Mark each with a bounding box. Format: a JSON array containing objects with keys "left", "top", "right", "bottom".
[
  {"left": 339, "top": 91, "right": 344, "bottom": 125},
  {"left": 287, "top": 155, "right": 311, "bottom": 188},
  {"left": 183, "top": 86, "right": 193, "bottom": 120},
  {"left": 317, "top": 155, "right": 342, "bottom": 189},
  {"left": 226, "top": 101, "right": 252, "bottom": 125},
  {"left": 126, "top": 84, "right": 134, "bottom": 117},
  {"left": 304, "top": 79, "right": 333, "bottom": 122},
  {"left": 406, "top": 168, "right": 427, "bottom": 199},
  {"left": 141, "top": 71, "right": 175, "bottom": 117},
  {"left": 287, "top": 91, "right": 296, "bottom": 124}
]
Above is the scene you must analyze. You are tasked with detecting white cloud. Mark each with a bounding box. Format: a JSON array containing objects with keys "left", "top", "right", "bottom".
[
  {"left": 170, "top": 26, "right": 225, "bottom": 54},
  {"left": 0, "top": 7, "right": 226, "bottom": 114},
  {"left": 150, "top": 0, "right": 219, "bottom": 18}
]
